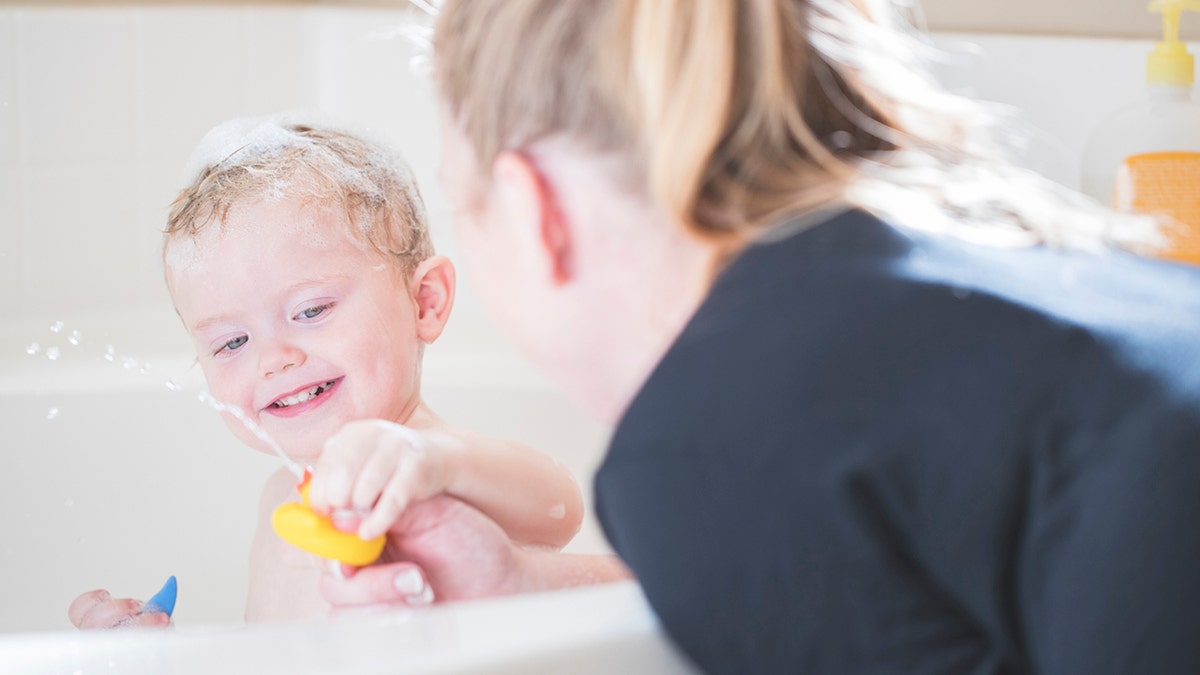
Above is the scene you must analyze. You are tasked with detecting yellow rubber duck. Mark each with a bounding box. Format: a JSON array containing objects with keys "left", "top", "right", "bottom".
[{"left": 271, "top": 468, "right": 387, "bottom": 566}]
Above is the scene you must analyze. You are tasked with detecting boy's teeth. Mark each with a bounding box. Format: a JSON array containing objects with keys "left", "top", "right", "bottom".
[{"left": 273, "top": 381, "right": 335, "bottom": 408}]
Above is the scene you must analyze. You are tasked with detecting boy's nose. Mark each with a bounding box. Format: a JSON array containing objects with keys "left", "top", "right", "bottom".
[{"left": 260, "top": 343, "right": 306, "bottom": 378}]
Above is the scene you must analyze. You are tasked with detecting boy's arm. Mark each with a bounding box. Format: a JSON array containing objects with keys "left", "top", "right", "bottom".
[
  {"left": 441, "top": 428, "right": 585, "bottom": 548},
  {"left": 321, "top": 495, "right": 631, "bottom": 609},
  {"left": 310, "top": 419, "right": 586, "bottom": 549}
]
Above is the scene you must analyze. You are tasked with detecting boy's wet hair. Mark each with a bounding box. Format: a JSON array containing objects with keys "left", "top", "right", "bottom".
[{"left": 165, "top": 116, "right": 434, "bottom": 278}]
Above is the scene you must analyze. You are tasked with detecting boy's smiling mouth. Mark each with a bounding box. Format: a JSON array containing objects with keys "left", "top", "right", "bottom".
[{"left": 265, "top": 377, "right": 343, "bottom": 417}]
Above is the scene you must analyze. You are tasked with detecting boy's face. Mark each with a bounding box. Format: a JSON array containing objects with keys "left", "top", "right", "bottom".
[{"left": 168, "top": 197, "right": 425, "bottom": 462}]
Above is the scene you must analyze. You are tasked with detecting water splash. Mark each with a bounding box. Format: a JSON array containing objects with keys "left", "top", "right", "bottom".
[
  {"left": 46, "top": 407, "right": 60, "bottom": 420},
  {"left": 103, "top": 345, "right": 115, "bottom": 362},
  {"left": 49, "top": 321, "right": 64, "bottom": 333},
  {"left": 196, "top": 392, "right": 304, "bottom": 478},
  {"left": 45, "top": 346, "right": 61, "bottom": 361},
  {"left": 25, "top": 342, "right": 40, "bottom": 356},
  {"left": 67, "top": 330, "right": 82, "bottom": 346},
  {"left": 165, "top": 379, "right": 182, "bottom": 392}
]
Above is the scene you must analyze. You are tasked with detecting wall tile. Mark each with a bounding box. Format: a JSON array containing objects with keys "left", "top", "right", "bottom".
[
  {"left": 17, "top": 8, "right": 137, "bottom": 165},
  {"left": 308, "top": 8, "right": 466, "bottom": 309},
  {"left": 137, "top": 7, "right": 249, "bottom": 167},
  {"left": 0, "top": 12, "right": 17, "bottom": 167},
  {"left": 243, "top": 7, "right": 319, "bottom": 115},
  {"left": 138, "top": 159, "right": 184, "bottom": 308},
  {"left": 0, "top": 168, "right": 20, "bottom": 315},
  {"left": 931, "top": 34, "right": 1149, "bottom": 191},
  {"left": 312, "top": 8, "right": 442, "bottom": 196},
  {"left": 21, "top": 164, "right": 142, "bottom": 315}
]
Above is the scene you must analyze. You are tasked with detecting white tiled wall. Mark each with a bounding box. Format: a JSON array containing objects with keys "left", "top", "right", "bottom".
[
  {"left": 0, "top": 13, "right": 17, "bottom": 170},
  {"left": 136, "top": 8, "right": 250, "bottom": 167},
  {"left": 2, "top": 7, "right": 1183, "bottom": 330},
  {"left": 0, "top": 166, "right": 18, "bottom": 303},
  {"left": 18, "top": 10, "right": 139, "bottom": 167},
  {"left": 930, "top": 33, "right": 1152, "bottom": 191},
  {"left": 0, "top": 5, "right": 461, "bottom": 327}
]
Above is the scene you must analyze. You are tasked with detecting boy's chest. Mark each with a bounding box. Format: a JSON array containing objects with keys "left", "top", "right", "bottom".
[{"left": 246, "top": 490, "right": 332, "bottom": 622}]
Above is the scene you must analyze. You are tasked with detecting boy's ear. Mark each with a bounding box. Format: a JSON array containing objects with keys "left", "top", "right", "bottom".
[
  {"left": 410, "top": 255, "right": 456, "bottom": 343},
  {"left": 492, "top": 150, "right": 573, "bottom": 284}
]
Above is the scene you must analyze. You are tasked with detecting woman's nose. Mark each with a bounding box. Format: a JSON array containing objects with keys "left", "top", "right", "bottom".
[{"left": 260, "top": 342, "right": 306, "bottom": 378}]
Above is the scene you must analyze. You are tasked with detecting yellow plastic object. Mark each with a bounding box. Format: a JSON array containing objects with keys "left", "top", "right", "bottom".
[
  {"left": 1148, "top": 0, "right": 1200, "bottom": 86},
  {"left": 1115, "top": 151, "right": 1200, "bottom": 264},
  {"left": 271, "top": 468, "right": 386, "bottom": 566}
]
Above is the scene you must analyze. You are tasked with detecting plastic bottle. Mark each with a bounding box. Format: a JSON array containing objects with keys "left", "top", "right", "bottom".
[{"left": 1081, "top": 0, "right": 1200, "bottom": 264}]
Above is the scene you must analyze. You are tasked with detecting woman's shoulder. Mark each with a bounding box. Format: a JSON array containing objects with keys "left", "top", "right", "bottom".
[
  {"left": 624, "top": 208, "right": 1200, "bottom": 457},
  {"left": 707, "top": 208, "right": 1200, "bottom": 361}
]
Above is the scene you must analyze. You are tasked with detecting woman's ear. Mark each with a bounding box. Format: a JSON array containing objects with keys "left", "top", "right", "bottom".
[
  {"left": 492, "top": 150, "right": 574, "bottom": 284},
  {"left": 410, "top": 255, "right": 456, "bottom": 343}
]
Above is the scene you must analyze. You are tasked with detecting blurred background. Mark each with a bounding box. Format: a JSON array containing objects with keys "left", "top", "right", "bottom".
[{"left": 0, "top": 0, "right": 1191, "bottom": 632}]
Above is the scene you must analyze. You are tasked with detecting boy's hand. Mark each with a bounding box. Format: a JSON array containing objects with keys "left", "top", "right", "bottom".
[
  {"left": 309, "top": 420, "right": 463, "bottom": 541},
  {"left": 68, "top": 590, "right": 171, "bottom": 630}
]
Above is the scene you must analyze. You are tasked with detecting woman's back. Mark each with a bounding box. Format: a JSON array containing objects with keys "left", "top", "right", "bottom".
[{"left": 597, "top": 207, "right": 1200, "bottom": 674}]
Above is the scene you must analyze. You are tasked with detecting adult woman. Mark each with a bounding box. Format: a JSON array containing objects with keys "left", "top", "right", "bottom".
[{"left": 323, "top": 1, "right": 1200, "bottom": 672}]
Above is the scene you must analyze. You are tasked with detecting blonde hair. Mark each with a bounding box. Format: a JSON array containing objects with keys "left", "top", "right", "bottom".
[
  {"left": 165, "top": 116, "right": 434, "bottom": 277},
  {"left": 432, "top": 0, "right": 1159, "bottom": 254}
]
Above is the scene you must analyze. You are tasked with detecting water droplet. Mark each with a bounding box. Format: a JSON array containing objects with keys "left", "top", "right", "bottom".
[
  {"left": 46, "top": 407, "right": 60, "bottom": 420},
  {"left": 67, "top": 330, "right": 82, "bottom": 346},
  {"left": 25, "top": 342, "right": 40, "bottom": 356},
  {"left": 45, "top": 346, "right": 61, "bottom": 361},
  {"left": 165, "top": 379, "right": 182, "bottom": 392},
  {"left": 63, "top": 499, "right": 74, "bottom": 508},
  {"left": 121, "top": 357, "right": 137, "bottom": 370},
  {"left": 49, "top": 321, "right": 64, "bottom": 333}
]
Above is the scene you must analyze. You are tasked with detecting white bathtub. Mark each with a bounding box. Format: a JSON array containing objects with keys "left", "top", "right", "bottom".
[
  {"left": 0, "top": 308, "right": 624, "bottom": 645},
  {"left": 0, "top": 582, "right": 696, "bottom": 674}
]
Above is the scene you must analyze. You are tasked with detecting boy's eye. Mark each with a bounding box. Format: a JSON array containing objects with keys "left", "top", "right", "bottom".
[
  {"left": 216, "top": 335, "right": 248, "bottom": 354},
  {"left": 295, "top": 303, "right": 332, "bottom": 321}
]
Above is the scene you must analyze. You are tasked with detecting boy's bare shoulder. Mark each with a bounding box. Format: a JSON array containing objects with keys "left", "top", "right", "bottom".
[{"left": 259, "top": 467, "right": 302, "bottom": 514}]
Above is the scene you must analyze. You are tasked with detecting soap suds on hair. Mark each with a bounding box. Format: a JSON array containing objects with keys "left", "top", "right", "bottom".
[
  {"left": 165, "top": 112, "right": 437, "bottom": 283},
  {"left": 180, "top": 114, "right": 311, "bottom": 189}
]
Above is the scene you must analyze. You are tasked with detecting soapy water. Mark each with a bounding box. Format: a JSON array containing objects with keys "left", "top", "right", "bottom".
[
  {"left": 23, "top": 320, "right": 304, "bottom": 477},
  {"left": 29, "top": 322, "right": 154, "bottom": 372},
  {"left": 195, "top": 392, "right": 305, "bottom": 479}
]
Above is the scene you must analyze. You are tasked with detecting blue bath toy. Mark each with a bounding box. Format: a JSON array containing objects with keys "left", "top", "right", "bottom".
[{"left": 142, "top": 575, "right": 177, "bottom": 617}]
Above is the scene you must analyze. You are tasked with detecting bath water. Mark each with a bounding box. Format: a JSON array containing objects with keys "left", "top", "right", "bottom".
[
  {"left": 24, "top": 319, "right": 305, "bottom": 478},
  {"left": 195, "top": 392, "right": 306, "bottom": 479}
]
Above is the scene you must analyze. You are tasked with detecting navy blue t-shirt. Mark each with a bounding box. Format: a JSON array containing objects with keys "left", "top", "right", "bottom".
[{"left": 595, "top": 208, "right": 1200, "bottom": 674}]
